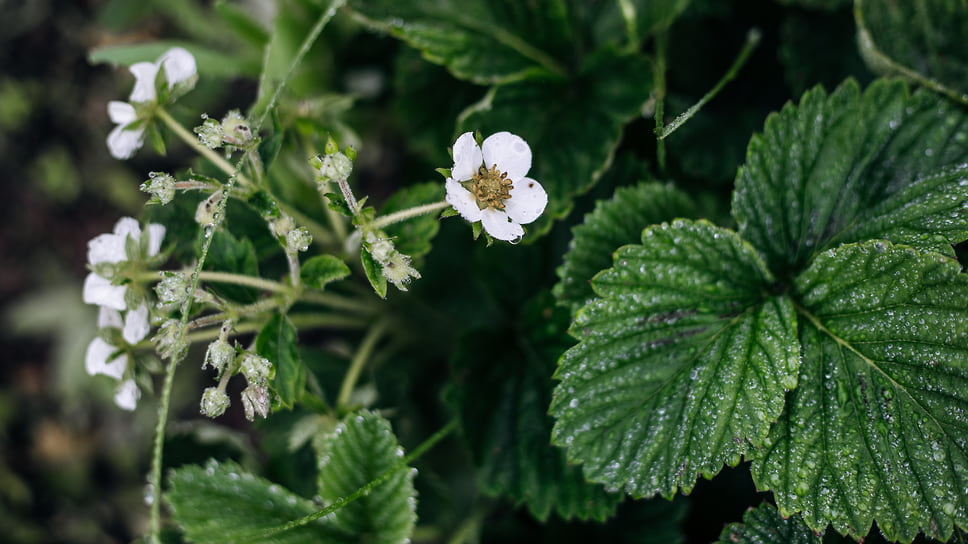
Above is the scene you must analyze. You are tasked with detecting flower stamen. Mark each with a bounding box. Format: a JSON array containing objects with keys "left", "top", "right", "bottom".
[{"left": 471, "top": 164, "right": 513, "bottom": 210}]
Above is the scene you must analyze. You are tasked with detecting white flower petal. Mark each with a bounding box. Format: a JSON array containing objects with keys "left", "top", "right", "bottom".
[
  {"left": 146, "top": 223, "right": 166, "bottom": 257},
  {"left": 123, "top": 303, "right": 151, "bottom": 345},
  {"left": 114, "top": 379, "right": 141, "bottom": 411},
  {"left": 97, "top": 306, "right": 124, "bottom": 329},
  {"left": 451, "top": 132, "right": 483, "bottom": 182},
  {"left": 482, "top": 131, "right": 531, "bottom": 182},
  {"left": 107, "top": 101, "right": 137, "bottom": 124},
  {"left": 85, "top": 337, "right": 127, "bottom": 379},
  {"left": 87, "top": 233, "right": 127, "bottom": 265},
  {"left": 504, "top": 176, "right": 547, "bottom": 225},
  {"left": 480, "top": 208, "right": 524, "bottom": 242},
  {"left": 83, "top": 273, "right": 127, "bottom": 310},
  {"left": 113, "top": 217, "right": 142, "bottom": 239},
  {"left": 128, "top": 61, "right": 159, "bottom": 103},
  {"left": 106, "top": 123, "right": 145, "bottom": 160},
  {"left": 445, "top": 179, "right": 483, "bottom": 222},
  {"left": 159, "top": 47, "right": 197, "bottom": 88}
]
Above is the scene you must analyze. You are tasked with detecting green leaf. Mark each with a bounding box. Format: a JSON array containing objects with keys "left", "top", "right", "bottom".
[
  {"left": 550, "top": 219, "right": 799, "bottom": 498},
  {"left": 380, "top": 182, "right": 445, "bottom": 259},
  {"left": 715, "top": 503, "right": 820, "bottom": 544},
  {"left": 215, "top": 0, "right": 270, "bottom": 47},
  {"left": 257, "top": 314, "right": 305, "bottom": 408},
  {"left": 554, "top": 182, "right": 697, "bottom": 313},
  {"left": 621, "top": 0, "right": 693, "bottom": 42},
  {"left": 88, "top": 41, "right": 260, "bottom": 78},
  {"left": 856, "top": 0, "right": 968, "bottom": 105},
  {"left": 733, "top": 79, "right": 968, "bottom": 279},
  {"left": 202, "top": 230, "right": 261, "bottom": 303},
  {"left": 300, "top": 255, "right": 351, "bottom": 289},
  {"left": 450, "top": 292, "right": 622, "bottom": 521},
  {"left": 347, "top": 0, "right": 571, "bottom": 85},
  {"left": 316, "top": 411, "right": 416, "bottom": 544},
  {"left": 751, "top": 241, "right": 968, "bottom": 542},
  {"left": 324, "top": 191, "right": 353, "bottom": 217},
  {"left": 460, "top": 49, "right": 653, "bottom": 239},
  {"left": 360, "top": 246, "right": 387, "bottom": 299},
  {"left": 167, "top": 459, "right": 344, "bottom": 543}
]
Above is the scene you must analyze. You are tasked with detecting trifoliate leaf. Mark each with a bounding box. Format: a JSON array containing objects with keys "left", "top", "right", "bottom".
[
  {"left": 450, "top": 292, "right": 621, "bottom": 522},
  {"left": 257, "top": 314, "right": 304, "bottom": 408},
  {"left": 460, "top": 49, "right": 653, "bottom": 240},
  {"left": 856, "top": 0, "right": 968, "bottom": 105},
  {"left": 551, "top": 219, "right": 799, "bottom": 498},
  {"left": 733, "top": 79, "right": 968, "bottom": 279},
  {"left": 316, "top": 411, "right": 416, "bottom": 544},
  {"left": 346, "top": 0, "right": 572, "bottom": 85},
  {"left": 167, "top": 459, "right": 345, "bottom": 544},
  {"left": 554, "top": 182, "right": 697, "bottom": 313},
  {"left": 715, "top": 503, "right": 820, "bottom": 544},
  {"left": 300, "top": 255, "right": 351, "bottom": 289},
  {"left": 751, "top": 241, "right": 968, "bottom": 543},
  {"left": 380, "top": 182, "right": 445, "bottom": 259}
]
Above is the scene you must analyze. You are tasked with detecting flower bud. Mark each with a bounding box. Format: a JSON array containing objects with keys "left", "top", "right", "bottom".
[
  {"left": 194, "top": 115, "right": 224, "bottom": 150},
  {"left": 221, "top": 110, "right": 252, "bottom": 147},
  {"left": 204, "top": 338, "right": 236, "bottom": 376},
  {"left": 269, "top": 214, "right": 295, "bottom": 239},
  {"left": 155, "top": 271, "right": 189, "bottom": 309},
  {"left": 240, "top": 353, "right": 272, "bottom": 384},
  {"left": 141, "top": 172, "right": 176, "bottom": 205},
  {"left": 316, "top": 152, "right": 353, "bottom": 182},
  {"left": 286, "top": 227, "right": 312, "bottom": 253},
  {"left": 152, "top": 319, "right": 188, "bottom": 361},
  {"left": 195, "top": 190, "right": 223, "bottom": 225},
  {"left": 383, "top": 251, "right": 421, "bottom": 292},
  {"left": 241, "top": 384, "right": 269, "bottom": 420},
  {"left": 200, "top": 386, "right": 231, "bottom": 418}
]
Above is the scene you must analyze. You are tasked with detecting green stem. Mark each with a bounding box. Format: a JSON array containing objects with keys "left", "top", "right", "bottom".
[
  {"left": 196, "top": 270, "right": 291, "bottom": 293},
  {"left": 186, "top": 312, "right": 369, "bottom": 344},
  {"left": 653, "top": 29, "right": 668, "bottom": 176},
  {"left": 368, "top": 200, "right": 451, "bottom": 231},
  {"left": 656, "top": 28, "right": 762, "bottom": 140},
  {"left": 156, "top": 108, "right": 254, "bottom": 189},
  {"left": 255, "top": 419, "right": 459, "bottom": 540},
  {"left": 337, "top": 318, "right": 389, "bottom": 408}
]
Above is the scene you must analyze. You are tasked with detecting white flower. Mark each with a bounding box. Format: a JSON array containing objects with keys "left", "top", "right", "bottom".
[
  {"left": 85, "top": 305, "right": 151, "bottom": 411},
  {"left": 82, "top": 217, "right": 166, "bottom": 310},
  {"left": 114, "top": 379, "right": 141, "bottom": 411},
  {"left": 445, "top": 131, "right": 548, "bottom": 242},
  {"left": 106, "top": 47, "right": 198, "bottom": 160}
]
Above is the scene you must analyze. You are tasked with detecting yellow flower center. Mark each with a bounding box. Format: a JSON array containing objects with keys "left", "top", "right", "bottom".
[{"left": 470, "top": 164, "right": 513, "bottom": 210}]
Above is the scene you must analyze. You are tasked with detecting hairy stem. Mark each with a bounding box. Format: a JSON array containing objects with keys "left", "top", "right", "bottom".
[
  {"left": 368, "top": 200, "right": 451, "bottom": 231},
  {"left": 337, "top": 318, "right": 389, "bottom": 408}
]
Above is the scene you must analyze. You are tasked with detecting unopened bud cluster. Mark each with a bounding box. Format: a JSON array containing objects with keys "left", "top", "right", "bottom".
[
  {"left": 198, "top": 322, "right": 273, "bottom": 420},
  {"left": 141, "top": 172, "right": 176, "bottom": 205}
]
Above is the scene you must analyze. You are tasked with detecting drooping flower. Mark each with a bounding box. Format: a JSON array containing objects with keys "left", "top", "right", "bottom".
[
  {"left": 445, "top": 131, "right": 547, "bottom": 242},
  {"left": 85, "top": 305, "right": 151, "bottom": 411},
  {"left": 106, "top": 47, "right": 198, "bottom": 159},
  {"left": 82, "top": 217, "right": 166, "bottom": 310}
]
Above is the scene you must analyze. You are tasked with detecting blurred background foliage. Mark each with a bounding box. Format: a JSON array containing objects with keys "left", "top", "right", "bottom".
[{"left": 6, "top": 0, "right": 947, "bottom": 542}]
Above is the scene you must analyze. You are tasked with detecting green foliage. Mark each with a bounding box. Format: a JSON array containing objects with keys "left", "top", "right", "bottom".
[
  {"left": 380, "top": 182, "right": 445, "bottom": 258},
  {"left": 753, "top": 241, "right": 968, "bottom": 542},
  {"left": 554, "top": 182, "right": 697, "bottom": 312},
  {"left": 715, "top": 503, "right": 819, "bottom": 544},
  {"left": 257, "top": 315, "right": 305, "bottom": 408},
  {"left": 856, "top": 0, "right": 968, "bottom": 104},
  {"left": 551, "top": 220, "right": 799, "bottom": 497},
  {"left": 360, "top": 246, "right": 388, "bottom": 298},
  {"left": 300, "top": 255, "right": 351, "bottom": 289},
  {"left": 203, "top": 229, "right": 261, "bottom": 303},
  {"left": 316, "top": 411, "right": 417, "bottom": 544},
  {"left": 732, "top": 79, "right": 968, "bottom": 279},
  {"left": 167, "top": 459, "right": 341, "bottom": 543},
  {"left": 450, "top": 292, "right": 622, "bottom": 521}
]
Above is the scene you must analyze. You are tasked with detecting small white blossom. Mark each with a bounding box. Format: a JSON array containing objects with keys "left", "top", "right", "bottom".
[
  {"left": 82, "top": 217, "right": 166, "bottom": 310},
  {"left": 445, "top": 131, "right": 547, "bottom": 242},
  {"left": 106, "top": 47, "right": 198, "bottom": 160},
  {"left": 114, "top": 379, "right": 141, "bottom": 411},
  {"left": 85, "top": 337, "right": 127, "bottom": 380}
]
